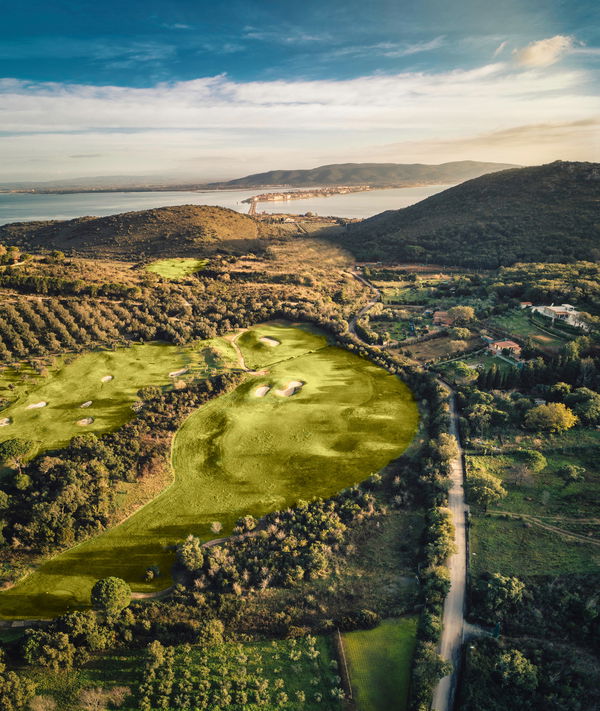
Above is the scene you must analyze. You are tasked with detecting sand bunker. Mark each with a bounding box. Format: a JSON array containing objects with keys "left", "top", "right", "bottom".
[
  {"left": 259, "top": 336, "right": 280, "bottom": 347},
  {"left": 0, "top": 417, "right": 11, "bottom": 427},
  {"left": 254, "top": 385, "right": 271, "bottom": 397},
  {"left": 274, "top": 380, "right": 304, "bottom": 397},
  {"left": 77, "top": 417, "right": 94, "bottom": 426},
  {"left": 169, "top": 368, "right": 189, "bottom": 378},
  {"left": 80, "top": 401, "right": 93, "bottom": 408},
  {"left": 26, "top": 401, "right": 47, "bottom": 410},
  {"left": 101, "top": 375, "right": 113, "bottom": 383}
]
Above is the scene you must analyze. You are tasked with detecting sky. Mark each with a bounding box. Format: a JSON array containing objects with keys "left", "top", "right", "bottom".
[{"left": 0, "top": 0, "right": 599, "bottom": 183}]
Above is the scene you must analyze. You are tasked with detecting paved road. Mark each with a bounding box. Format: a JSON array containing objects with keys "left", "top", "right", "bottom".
[{"left": 431, "top": 392, "right": 468, "bottom": 711}]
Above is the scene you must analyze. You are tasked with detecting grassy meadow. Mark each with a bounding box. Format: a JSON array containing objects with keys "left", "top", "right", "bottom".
[
  {"left": 467, "top": 450, "right": 600, "bottom": 577},
  {"left": 0, "top": 325, "right": 419, "bottom": 619},
  {"left": 0, "top": 340, "right": 236, "bottom": 459},
  {"left": 343, "top": 617, "right": 418, "bottom": 711},
  {"left": 144, "top": 258, "right": 208, "bottom": 279}
]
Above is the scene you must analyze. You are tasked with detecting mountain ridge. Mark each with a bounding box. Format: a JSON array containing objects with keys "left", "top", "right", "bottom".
[
  {"left": 331, "top": 161, "right": 600, "bottom": 267},
  {"left": 211, "top": 160, "right": 520, "bottom": 189}
]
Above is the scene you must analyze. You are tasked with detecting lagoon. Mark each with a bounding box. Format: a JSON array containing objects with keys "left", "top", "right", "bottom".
[{"left": 0, "top": 184, "right": 448, "bottom": 225}]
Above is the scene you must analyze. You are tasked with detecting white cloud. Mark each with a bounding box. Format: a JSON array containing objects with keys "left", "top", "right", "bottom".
[
  {"left": 514, "top": 35, "right": 574, "bottom": 67},
  {"left": 0, "top": 61, "right": 597, "bottom": 180},
  {"left": 493, "top": 41, "right": 508, "bottom": 58}
]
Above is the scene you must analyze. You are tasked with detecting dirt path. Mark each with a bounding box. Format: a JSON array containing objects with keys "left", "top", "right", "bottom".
[
  {"left": 431, "top": 391, "right": 468, "bottom": 711},
  {"left": 345, "top": 270, "right": 381, "bottom": 335},
  {"left": 491, "top": 510, "right": 600, "bottom": 546}
]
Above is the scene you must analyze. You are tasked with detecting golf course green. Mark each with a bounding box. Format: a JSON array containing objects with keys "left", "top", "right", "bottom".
[
  {"left": 0, "top": 324, "right": 419, "bottom": 619},
  {"left": 0, "top": 339, "right": 237, "bottom": 459}
]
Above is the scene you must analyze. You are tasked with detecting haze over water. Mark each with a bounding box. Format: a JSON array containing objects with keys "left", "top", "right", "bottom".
[{"left": 0, "top": 185, "right": 448, "bottom": 226}]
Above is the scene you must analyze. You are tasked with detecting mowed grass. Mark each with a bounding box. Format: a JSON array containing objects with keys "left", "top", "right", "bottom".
[
  {"left": 0, "top": 326, "right": 419, "bottom": 619},
  {"left": 236, "top": 321, "right": 327, "bottom": 369},
  {"left": 144, "top": 258, "right": 208, "bottom": 279},
  {"left": 0, "top": 340, "right": 232, "bottom": 459},
  {"left": 343, "top": 617, "right": 418, "bottom": 711}
]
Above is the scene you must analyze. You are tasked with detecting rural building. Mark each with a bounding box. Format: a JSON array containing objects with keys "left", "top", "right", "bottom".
[
  {"left": 488, "top": 339, "right": 522, "bottom": 358},
  {"left": 532, "top": 303, "right": 585, "bottom": 328},
  {"left": 520, "top": 301, "right": 533, "bottom": 308},
  {"left": 433, "top": 310, "right": 455, "bottom": 327}
]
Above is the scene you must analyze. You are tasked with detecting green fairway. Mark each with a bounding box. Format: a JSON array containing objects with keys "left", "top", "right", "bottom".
[
  {"left": 145, "top": 258, "right": 208, "bottom": 279},
  {"left": 0, "top": 325, "right": 418, "bottom": 619},
  {"left": 236, "top": 321, "right": 327, "bottom": 369},
  {"left": 0, "top": 340, "right": 234, "bottom": 459},
  {"left": 343, "top": 617, "right": 418, "bottom": 711}
]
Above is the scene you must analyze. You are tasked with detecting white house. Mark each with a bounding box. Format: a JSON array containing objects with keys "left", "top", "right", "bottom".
[{"left": 532, "top": 304, "right": 586, "bottom": 329}]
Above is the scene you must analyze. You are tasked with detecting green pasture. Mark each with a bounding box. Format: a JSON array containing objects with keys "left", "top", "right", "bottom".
[
  {"left": 343, "top": 617, "right": 418, "bottom": 711},
  {"left": 0, "top": 340, "right": 234, "bottom": 460},
  {"left": 0, "top": 325, "right": 418, "bottom": 619},
  {"left": 144, "top": 258, "right": 208, "bottom": 280}
]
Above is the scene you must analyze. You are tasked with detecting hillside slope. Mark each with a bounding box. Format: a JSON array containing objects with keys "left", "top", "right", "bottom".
[
  {"left": 0, "top": 205, "right": 284, "bottom": 258},
  {"left": 217, "top": 161, "right": 518, "bottom": 188},
  {"left": 333, "top": 161, "right": 600, "bottom": 267}
]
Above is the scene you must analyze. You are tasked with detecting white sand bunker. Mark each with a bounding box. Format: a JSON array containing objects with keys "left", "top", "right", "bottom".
[
  {"left": 101, "top": 375, "right": 113, "bottom": 383},
  {"left": 77, "top": 417, "right": 94, "bottom": 426},
  {"left": 26, "top": 401, "right": 47, "bottom": 410},
  {"left": 274, "top": 380, "right": 304, "bottom": 397},
  {"left": 254, "top": 385, "right": 271, "bottom": 397},
  {"left": 259, "top": 336, "right": 280, "bottom": 347},
  {"left": 80, "top": 401, "right": 93, "bottom": 408},
  {"left": 0, "top": 417, "right": 11, "bottom": 427},
  {"left": 169, "top": 368, "right": 189, "bottom": 378}
]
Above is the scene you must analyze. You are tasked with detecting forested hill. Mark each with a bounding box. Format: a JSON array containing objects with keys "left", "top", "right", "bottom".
[
  {"left": 215, "top": 160, "right": 518, "bottom": 188},
  {"left": 332, "top": 161, "right": 600, "bottom": 268},
  {"left": 0, "top": 205, "right": 285, "bottom": 258}
]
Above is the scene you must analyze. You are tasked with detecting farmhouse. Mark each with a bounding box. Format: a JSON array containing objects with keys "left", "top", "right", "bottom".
[
  {"left": 488, "top": 339, "right": 522, "bottom": 358},
  {"left": 532, "top": 303, "right": 585, "bottom": 328}
]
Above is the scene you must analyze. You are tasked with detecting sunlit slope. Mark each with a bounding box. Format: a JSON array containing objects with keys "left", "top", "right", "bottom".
[{"left": 0, "top": 326, "right": 418, "bottom": 619}]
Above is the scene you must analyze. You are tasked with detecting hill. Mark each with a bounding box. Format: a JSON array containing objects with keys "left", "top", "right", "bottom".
[
  {"left": 0, "top": 204, "right": 285, "bottom": 258},
  {"left": 333, "top": 161, "right": 600, "bottom": 268},
  {"left": 215, "top": 161, "right": 519, "bottom": 189}
]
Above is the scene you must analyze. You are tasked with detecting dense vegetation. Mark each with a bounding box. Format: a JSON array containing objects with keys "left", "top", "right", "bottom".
[{"left": 335, "top": 162, "right": 600, "bottom": 267}]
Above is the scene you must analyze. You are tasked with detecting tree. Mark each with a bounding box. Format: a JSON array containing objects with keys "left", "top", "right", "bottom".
[
  {"left": 0, "top": 438, "right": 33, "bottom": 465},
  {"left": 448, "top": 305, "right": 475, "bottom": 324},
  {"left": 435, "top": 433, "right": 459, "bottom": 462},
  {"left": 91, "top": 577, "right": 131, "bottom": 617},
  {"left": 478, "top": 573, "right": 525, "bottom": 623},
  {"left": 524, "top": 402, "right": 577, "bottom": 433},
  {"left": 0, "top": 670, "right": 37, "bottom": 711},
  {"left": 495, "top": 649, "right": 538, "bottom": 691},
  {"left": 565, "top": 387, "right": 600, "bottom": 424},
  {"left": 450, "top": 327, "right": 471, "bottom": 340},
  {"left": 176, "top": 534, "right": 204, "bottom": 572},
  {"left": 556, "top": 463, "right": 585, "bottom": 488},
  {"left": 467, "top": 471, "right": 507, "bottom": 511},
  {"left": 22, "top": 630, "right": 76, "bottom": 671}
]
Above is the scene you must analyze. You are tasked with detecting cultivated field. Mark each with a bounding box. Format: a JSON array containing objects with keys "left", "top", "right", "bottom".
[
  {"left": 0, "top": 325, "right": 419, "bottom": 619},
  {"left": 343, "top": 616, "right": 418, "bottom": 711},
  {"left": 144, "top": 258, "right": 208, "bottom": 279}
]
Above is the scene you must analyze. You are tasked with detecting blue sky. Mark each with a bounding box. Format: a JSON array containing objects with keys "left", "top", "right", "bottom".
[{"left": 1, "top": 0, "right": 598, "bottom": 181}]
